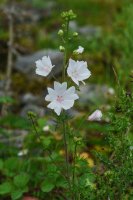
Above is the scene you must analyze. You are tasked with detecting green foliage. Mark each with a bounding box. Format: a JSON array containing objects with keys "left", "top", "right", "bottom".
[
  {"left": 41, "top": 180, "right": 54, "bottom": 193},
  {"left": 0, "top": 96, "right": 15, "bottom": 104},
  {"left": 0, "top": 182, "right": 12, "bottom": 195},
  {"left": 85, "top": 90, "right": 133, "bottom": 200},
  {"left": 14, "top": 173, "right": 29, "bottom": 188},
  {"left": 0, "top": 114, "right": 30, "bottom": 129}
]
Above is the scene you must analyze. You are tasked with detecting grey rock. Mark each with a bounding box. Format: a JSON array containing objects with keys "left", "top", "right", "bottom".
[
  {"left": 15, "top": 49, "right": 63, "bottom": 78},
  {"left": 3, "top": 0, "right": 55, "bottom": 23},
  {"left": 20, "top": 104, "right": 45, "bottom": 117},
  {"left": 69, "top": 21, "right": 102, "bottom": 39},
  {"left": 79, "top": 25, "right": 102, "bottom": 39},
  {"left": 78, "top": 84, "right": 115, "bottom": 107},
  {"left": 0, "top": 90, "right": 4, "bottom": 97},
  {"left": 66, "top": 108, "right": 81, "bottom": 118},
  {"left": 69, "top": 21, "right": 78, "bottom": 31},
  {"left": 0, "top": 80, "right": 5, "bottom": 90},
  {"left": 21, "top": 93, "right": 42, "bottom": 104}
]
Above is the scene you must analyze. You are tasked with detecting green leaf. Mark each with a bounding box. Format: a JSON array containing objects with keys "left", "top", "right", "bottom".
[
  {"left": 42, "top": 137, "right": 51, "bottom": 147},
  {"left": 11, "top": 189, "right": 23, "bottom": 200},
  {"left": 0, "top": 115, "right": 30, "bottom": 129},
  {"left": 55, "top": 177, "right": 68, "bottom": 188},
  {"left": 0, "top": 159, "right": 3, "bottom": 170},
  {"left": 14, "top": 173, "right": 29, "bottom": 188},
  {"left": 4, "top": 158, "right": 20, "bottom": 176},
  {"left": 41, "top": 180, "right": 54, "bottom": 192},
  {"left": 0, "top": 182, "right": 12, "bottom": 195},
  {"left": 0, "top": 96, "right": 15, "bottom": 104}
]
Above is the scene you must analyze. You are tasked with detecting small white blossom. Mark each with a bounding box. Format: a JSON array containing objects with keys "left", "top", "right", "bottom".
[
  {"left": 18, "top": 149, "right": 28, "bottom": 156},
  {"left": 108, "top": 87, "right": 115, "bottom": 95},
  {"left": 67, "top": 59, "right": 91, "bottom": 86},
  {"left": 88, "top": 110, "right": 102, "bottom": 121},
  {"left": 130, "top": 146, "right": 133, "bottom": 150},
  {"left": 43, "top": 125, "right": 50, "bottom": 132},
  {"left": 35, "top": 56, "right": 54, "bottom": 77},
  {"left": 45, "top": 81, "right": 79, "bottom": 115},
  {"left": 75, "top": 46, "right": 84, "bottom": 54}
]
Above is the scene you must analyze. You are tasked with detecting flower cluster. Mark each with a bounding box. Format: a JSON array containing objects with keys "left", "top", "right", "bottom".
[{"left": 35, "top": 49, "right": 91, "bottom": 115}]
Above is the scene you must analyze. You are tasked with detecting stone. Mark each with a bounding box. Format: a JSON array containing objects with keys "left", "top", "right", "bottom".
[
  {"left": 79, "top": 25, "right": 102, "bottom": 39},
  {"left": 69, "top": 21, "right": 102, "bottom": 39},
  {"left": 20, "top": 104, "right": 45, "bottom": 117},
  {"left": 21, "top": 93, "right": 41, "bottom": 104},
  {"left": 78, "top": 84, "right": 115, "bottom": 107}
]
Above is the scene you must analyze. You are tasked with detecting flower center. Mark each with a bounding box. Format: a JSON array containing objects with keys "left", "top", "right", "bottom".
[
  {"left": 72, "top": 69, "right": 79, "bottom": 78},
  {"left": 56, "top": 95, "right": 63, "bottom": 103},
  {"left": 44, "top": 66, "right": 49, "bottom": 72}
]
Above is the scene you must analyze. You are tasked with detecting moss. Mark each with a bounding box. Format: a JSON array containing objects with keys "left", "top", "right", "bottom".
[{"left": 12, "top": 73, "right": 50, "bottom": 95}]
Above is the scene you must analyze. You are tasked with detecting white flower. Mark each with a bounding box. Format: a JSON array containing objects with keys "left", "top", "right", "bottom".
[
  {"left": 18, "top": 149, "right": 28, "bottom": 156},
  {"left": 43, "top": 125, "right": 50, "bottom": 132},
  {"left": 88, "top": 110, "right": 102, "bottom": 121},
  {"left": 67, "top": 59, "right": 91, "bottom": 86},
  {"left": 108, "top": 87, "right": 115, "bottom": 95},
  {"left": 45, "top": 81, "right": 79, "bottom": 115},
  {"left": 130, "top": 146, "right": 133, "bottom": 150},
  {"left": 35, "top": 56, "right": 54, "bottom": 77},
  {"left": 75, "top": 46, "right": 84, "bottom": 54}
]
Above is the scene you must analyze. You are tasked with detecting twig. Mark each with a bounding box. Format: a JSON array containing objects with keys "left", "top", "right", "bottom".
[{"left": 1, "top": 6, "right": 14, "bottom": 115}]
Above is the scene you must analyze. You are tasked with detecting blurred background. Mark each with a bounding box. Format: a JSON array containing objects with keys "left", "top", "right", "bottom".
[{"left": 0, "top": 0, "right": 133, "bottom": 172}]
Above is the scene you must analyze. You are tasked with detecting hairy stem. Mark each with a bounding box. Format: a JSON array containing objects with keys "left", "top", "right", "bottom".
[
  {"left": 62, "top": 19, "right": 69, "bottom": 82},
  {"left": 72, "top": 142, "right": 77, "bottom": 200},
  {"left": 62, "top": 119, "right": 71, "bottom": 185},
  {"left": 61, "top": 19, "right": 73, "bottom": 198}
]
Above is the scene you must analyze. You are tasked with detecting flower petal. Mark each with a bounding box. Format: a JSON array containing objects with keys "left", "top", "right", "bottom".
[
  {"left": 61, "top": 100, "right": 74, "bottom": 109},
  {"left": 54, "top": 105, "right": 62, "bottom": 115}
]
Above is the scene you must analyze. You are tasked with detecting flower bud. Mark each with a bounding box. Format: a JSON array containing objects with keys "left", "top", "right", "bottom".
[
  {"left": 58, "top": 29, "right": 64, "bottom": 36},
  {"left": 74, "top": 136, "right": 82, "bottom": 144},
  {"left": 68, "top": 10, "right": 77, "bottom": 20},
  {"left": 74, "top": 46, "right": 84, "bottom": 55},
  {"left": 73, "top": 32, "right": 78, "bottom": 37},
  {"left": 59, "top": 45, "right": 65, "bottom": 52},
  {"left": 27, "top": 111, "right": 36, "bottom": 118},
  {"left": 88, "top": 110, "right": 102, "bottom": 121},
  {"left": 73, "top": 50, "right": 79, "bottom": 56},
  {"left": 62, "top": 24, "right": 65, "bottom": 28},
  {"left": 61, "top": 10, "right": 76, "bottom": 21}
]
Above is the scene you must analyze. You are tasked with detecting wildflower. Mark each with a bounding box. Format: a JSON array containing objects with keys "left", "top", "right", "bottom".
[
  {"left": 35, "top": 56, "right": 54, "bottom": 77},
  {"left": 58, "top": 29, "right": 64, "bottom": 36},
  {"left": 88, "top": 110, "right": 102, "bottom": 121},
  {"left": 108, "top": 87, "right": 115, "bottom": 95},
  {"left": 18, "top": 149, "right": 28, "bottom": 156},
  {"left": 59, "top": 45, "right": 65, "bottom": 52},
  {"left": 73, "top": 32, "right": 78, "bottom": 37},
  {"left": 67, "top": 59, "right": 91, "bottom": 86},
  {"left": 75, "top": 46, "right": 84, "bottom": 54},
  {"left": 130, "top": 146, "right": 133, "bottom": 150},
  {"left": 45, "top": 81, "right": 79, "bottom": 115},
  {"left": 43, "top": 125, "right": 50, "bottom": 132}
]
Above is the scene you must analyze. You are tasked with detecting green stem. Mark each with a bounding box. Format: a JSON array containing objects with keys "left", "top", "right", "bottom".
[
  {"left": 62, "top": 19, "right": 69, "bottom": 82},
  {"left": 61, "top": 18, "right": 73, "bottom": 198},
  {"left": 62, "top": 119, "right": 71, "bottom": 188},
  {"left": 63, "top": 121, "right": 69, "bottom": 170},
  {"left": 72, "top": 142, "right": 77, "bottom": 200}
]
